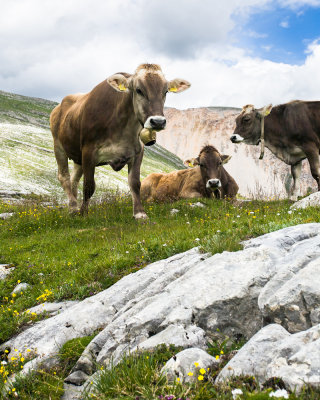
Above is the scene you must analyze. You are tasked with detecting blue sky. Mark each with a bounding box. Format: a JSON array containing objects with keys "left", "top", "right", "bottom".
[
  {"left": 240, "top": 4, "right": 320, "bottom": 64},
  {"left": 1, "top": 1, "right": 320, "bottom": 108}
]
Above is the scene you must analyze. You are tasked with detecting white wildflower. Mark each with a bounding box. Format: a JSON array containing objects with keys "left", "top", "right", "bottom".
[{"left": 231, "top": 388, "right": 243, "bottom": 399}]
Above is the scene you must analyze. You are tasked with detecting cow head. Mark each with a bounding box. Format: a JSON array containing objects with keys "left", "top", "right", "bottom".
[
  {"left": 107, "top": 64, "right": 190, "bottom": 135},
  {"left": 230, "top": 104, "right": 272, "bottom": 145},
  {"left": 184, "top": 145, "right": 231, "bottom": 196}
]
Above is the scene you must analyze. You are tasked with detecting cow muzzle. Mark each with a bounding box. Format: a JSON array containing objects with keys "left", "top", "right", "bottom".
[
  {"left": 207, "top": 179, "right": 221, "bottom": 189},
  {"left": 230, "top": 134, "right": 244, "bottom": 143},
  {"left": 140, "top": 128, "right": 157, "bottom": 146},
  {"left": 144, "top": 116, "right": 166, "bottom": 131}
]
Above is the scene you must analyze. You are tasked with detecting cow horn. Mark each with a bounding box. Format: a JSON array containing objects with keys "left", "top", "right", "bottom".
[{"left": 258, "top": 104, "right": 273, "bottom": 117}]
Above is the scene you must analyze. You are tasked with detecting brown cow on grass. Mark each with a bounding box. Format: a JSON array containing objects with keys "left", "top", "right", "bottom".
[
  {"left": 141, "top": 145, "right": 238, "bottom": 201},
  {"left": 50, "top": 64, "right": 190, "bottom": 219},
  {"left": 230, "top": 101, "right": 320, "bottom": 200}
]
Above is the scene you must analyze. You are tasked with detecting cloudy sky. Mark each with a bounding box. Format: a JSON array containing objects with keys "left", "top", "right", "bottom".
[{"left": 1, "top": 0, "right": 320, "bottom": 109}]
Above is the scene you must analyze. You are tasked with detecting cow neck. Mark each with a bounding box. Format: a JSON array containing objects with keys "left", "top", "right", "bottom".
[{"left": 118, "top": 93, "right": 141, "bottom": 133}]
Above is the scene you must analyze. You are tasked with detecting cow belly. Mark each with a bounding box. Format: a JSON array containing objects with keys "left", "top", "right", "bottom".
[
  {"left": 266, "top": 142, "right": 306, "bottom": 165},
  {"left": 96, "top": 142, "right": 141, "bottom": 169}
]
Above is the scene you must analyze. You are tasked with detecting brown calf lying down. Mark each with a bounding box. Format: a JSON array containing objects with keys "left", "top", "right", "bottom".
[{"left": 141, "top": 145, "right": 239, "bottom": 201}]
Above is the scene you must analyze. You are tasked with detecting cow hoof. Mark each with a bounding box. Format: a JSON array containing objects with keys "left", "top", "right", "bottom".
[{"left": 134, "top": 212, "right": 148, "bottom": 220}]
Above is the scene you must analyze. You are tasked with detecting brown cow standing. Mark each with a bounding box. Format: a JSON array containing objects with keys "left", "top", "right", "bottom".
[
  {"left": 50, "top": 64, "right": 190, "bottom": 218},
  {"left": 141, "top": 145, "right": 238, "bottom": 201},
  {"left": 230, "top": 101, "right": 320, "bottom": 200}
]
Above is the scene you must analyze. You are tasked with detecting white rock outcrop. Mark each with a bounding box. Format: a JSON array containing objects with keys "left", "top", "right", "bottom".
[
  {"left": 217, "top": 323, "right": 320, "bottom": 392},
  {"left": 11, "top": 282, "right": 31, "bottom": 294},
  {"left": 0, "top": 264, "right": 14, "bottom": 280},
  {"left": 0, "top": 223, "right": 319, "bottom": 393},
  {"left": 161, "top": 347, "right": 219, "bottom": 383},
  {"left": 291, "top": 192, "right": 320, "bottom": 209}
]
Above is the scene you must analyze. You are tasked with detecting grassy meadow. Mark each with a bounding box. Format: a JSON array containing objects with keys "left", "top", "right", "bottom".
[
  {"left": 1, "top": 90, "right": 319, "bottom": 399},
  {"left": 1, "top": 193, "right": 320, "bottom": 399}
]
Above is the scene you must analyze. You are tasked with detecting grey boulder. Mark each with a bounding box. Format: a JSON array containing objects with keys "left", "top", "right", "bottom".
[
  {"left": 161, "top": 347, "right": 219, "bottom": 383},
  {"left": 217, "top": 323, "right": 320, "bottom": 392},
  {"left": 291, "top": 192, "right": 320, "bottom": 209}
]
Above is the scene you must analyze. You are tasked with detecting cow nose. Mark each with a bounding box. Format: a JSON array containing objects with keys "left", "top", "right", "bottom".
[
  {"left": 150, "top": 117, "right": 166, "bottom": 130},
  {"left": 207, "top": 179, "right": 221, "bottom": 188},
  {"left": 144, "top": 116, "right": 166, "bottom": 130},
  {"left": 230, "top": 135, "right": 237, "bottom": 143},
  {"left": 230, "top": 134, "right": 244, "bottom": 143}
]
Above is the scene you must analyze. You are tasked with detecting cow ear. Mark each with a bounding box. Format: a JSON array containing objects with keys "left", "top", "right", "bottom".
[
  {"left": 168, "top": 78, "right": 191, "bottom": 93},
  {"left": 183, "top": 157, "right": 198, "bottom": 168},
  {"left": 221, "top": 155, "right": 231, "bottom": 164},
  {"left": 258, "top": 104, "right": 272, "bottom": 117},
  {"left": 107, "top": 74, "right": 131, "bottom": 93}
]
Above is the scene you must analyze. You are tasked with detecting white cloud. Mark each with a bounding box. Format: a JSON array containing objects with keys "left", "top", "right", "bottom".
[
  {"left": 1, "top": 0, "right": 320, "bottom": 111},
  {"left": 280, "top": 19, "right": 290, "bottom": 27},
  {"left": 278, "top": 0, "right": 320, "bottom": 8}
]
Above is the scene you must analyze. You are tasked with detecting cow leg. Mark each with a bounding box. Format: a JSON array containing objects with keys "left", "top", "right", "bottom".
[
  {"left": 303, "top": 144, "right": 320, "bottom": 191},
  {"left": 71, "top": 163, "right": 83, "bottom": 200},
  {"left": 53, "top": 142, "right": 78, "bottom": 212},
  {"left": 290, "top": 161, "right": 302, "bottom": 201},
  {"left": 80, "top": 148, "right": 96, "bottom": 215},
  {"left": 128, "top": 151, "right": 147, "bottom": 219}
]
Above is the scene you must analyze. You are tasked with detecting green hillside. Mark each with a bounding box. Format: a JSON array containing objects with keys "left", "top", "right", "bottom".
[{"left": 0, "top": 90, "right": 185, "bottom": 200}]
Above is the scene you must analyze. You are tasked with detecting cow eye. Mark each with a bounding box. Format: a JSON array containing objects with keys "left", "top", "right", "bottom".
[
  {"left": 136, "top": 88, "right": 144, "bottom": 96},
  {"left": 243, "top": 116, "right": 251, "bottom": 122}
]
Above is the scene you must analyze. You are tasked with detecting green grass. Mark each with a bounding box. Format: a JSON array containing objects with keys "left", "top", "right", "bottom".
[
  {"left": 0, "top": 195, "right": 319, "bottom": 398},
  {"left": 85, "top": 345, "right": 320, "bottom": 400},
  {"left": 0, "top": 90, "right": 57, "bottom": 127}
]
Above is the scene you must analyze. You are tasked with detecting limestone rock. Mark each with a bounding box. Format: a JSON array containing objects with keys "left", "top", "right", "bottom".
[
  {"left": 189, "top": 201, "right": 205, "bottom": 208},
  {"left": 217, "top": 323, "right": 320, "bottom": 392},
  {"left": 61, "top": 383, "right": 84, "bottom": 400},
  {"left": 27, "top": 301, "right": 79, "bottom": 317},
  {"left": 161, "top": 347, "right": 219, "bottom": 383},
  {"left": 0, "top": 264, "right": 14, "bottom": 280},
  {"left": 0, "top": 212, "right": 14, "bottom": 220},
  {"left": 1, "top": 224, "right": 320, "bottom": 393},
  {"left": 291, "top": 192, "right": 320, "bottom": 209},
  {"left": 11, "top": 282, "right": 31, "bottom": 294},
  {"left": 64, "top": 370, "right": 90, "bottom": 386}
]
